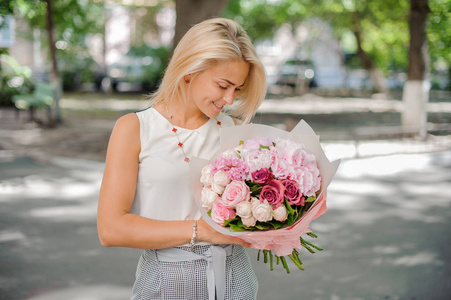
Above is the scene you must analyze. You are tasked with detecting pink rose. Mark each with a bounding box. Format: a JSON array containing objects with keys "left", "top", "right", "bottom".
[
  {"left": 260, "top": 179, "right": 285, "bottom": 208},
  {"left": 282, "top": 179, "right": 304, "bottom": 206},
  {"left": 251, "top": 168, "right": 272, "bottom": 184},
  {"left": 221, "top": 180, "right": 250, "bottom": 209},
  {"left": 211, "top": 200, "right": 236, "bottom": 226}
]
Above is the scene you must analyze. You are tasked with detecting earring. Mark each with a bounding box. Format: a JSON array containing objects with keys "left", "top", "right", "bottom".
[{"left": 185, "top": 79, "right": 190, "bottom": 84}]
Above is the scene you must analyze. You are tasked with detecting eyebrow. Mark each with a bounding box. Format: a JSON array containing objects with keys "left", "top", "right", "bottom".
[{"left": 220, "top": 78, "right": 246, "bottom": 87}]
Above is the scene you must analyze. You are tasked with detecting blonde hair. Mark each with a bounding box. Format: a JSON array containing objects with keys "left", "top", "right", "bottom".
[{"left": 149, "top": 17, "right": 266, "bottom": 123}]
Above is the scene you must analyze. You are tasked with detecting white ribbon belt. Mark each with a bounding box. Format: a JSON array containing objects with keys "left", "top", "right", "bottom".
[{"left": 156, "top": 245, "right": 233, "bottom": 300}]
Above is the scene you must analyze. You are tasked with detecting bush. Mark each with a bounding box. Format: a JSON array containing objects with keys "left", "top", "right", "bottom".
[{"left": 0, "top": 54, "right": 34, "bottom": 106}]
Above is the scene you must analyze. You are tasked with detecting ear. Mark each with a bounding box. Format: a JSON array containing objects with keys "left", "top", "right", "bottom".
[{"left": 184, "top": 74, "right": 192, "bottom": 84}]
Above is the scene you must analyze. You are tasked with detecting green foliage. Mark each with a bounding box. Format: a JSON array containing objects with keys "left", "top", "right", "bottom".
[
  {"left": 428, "top": 0, "right": 451, "bottom": 71},
  {"left": 224, "top": 0, "right": 450, "bottom": 77},
  {"left": 12, "top": 0, "right": 105, "bottom": 88},
  {"left": 223, "top": 0, "right": 308, "bottom": 41},
  {"left": 0, "top": 55, "right": 34, "bottom": 106}
]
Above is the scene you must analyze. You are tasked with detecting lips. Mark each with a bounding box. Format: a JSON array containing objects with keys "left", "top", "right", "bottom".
[{"left": 213, "top": 102, "right": 224, "bottom": 110}]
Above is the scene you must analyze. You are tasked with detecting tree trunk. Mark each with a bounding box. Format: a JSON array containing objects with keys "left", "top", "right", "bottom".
[
  {"left": 401, "top": 0, "right": 430, "bottom": 137},
  {"left": 351, "top": 11, "right": 387, "bottom": 94},
  {"left": 173, "top": 0, "right": 230, "bottom": 49},
  {"left": 44, "top": 0, "right": 62, "bottom": 125}
]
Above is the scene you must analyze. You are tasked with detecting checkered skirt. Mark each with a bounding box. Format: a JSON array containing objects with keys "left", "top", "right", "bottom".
[{"left": 131, "top": 244, "right": 258, "bottom": 300}]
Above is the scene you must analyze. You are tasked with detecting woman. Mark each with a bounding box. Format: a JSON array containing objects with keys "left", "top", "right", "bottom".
[{"left": 97, "top": 17, "right": 266, "bottom": 299}]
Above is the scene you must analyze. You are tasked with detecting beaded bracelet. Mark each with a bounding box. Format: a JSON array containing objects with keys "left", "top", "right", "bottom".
[{"left": 189, "top": 220, "right": 197, "bottom": 250}]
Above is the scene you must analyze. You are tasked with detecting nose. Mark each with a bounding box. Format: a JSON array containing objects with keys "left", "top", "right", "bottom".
[{"left": 223, "top": 89, "right": 235, "bottom": 105}]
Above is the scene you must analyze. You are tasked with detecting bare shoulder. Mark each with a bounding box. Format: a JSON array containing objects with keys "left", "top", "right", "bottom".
[
  {"left": 114, "top": 112, "right": 140, "bottom": 130},
  {"left": 108, "top": 113, "right": 140, "bottom": 152},
  {"left": 232, "top": 118, "right": 242, "bottom": 125}
]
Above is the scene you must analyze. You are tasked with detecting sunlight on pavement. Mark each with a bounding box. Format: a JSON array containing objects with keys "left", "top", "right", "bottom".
[{"left": 27, "top": 285, "right": 132, "bottom": 300}]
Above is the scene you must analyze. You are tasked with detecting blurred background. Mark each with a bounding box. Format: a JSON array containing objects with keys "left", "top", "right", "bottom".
[{"left": 0, "top": 0, "right": 450, "bottom": 299}]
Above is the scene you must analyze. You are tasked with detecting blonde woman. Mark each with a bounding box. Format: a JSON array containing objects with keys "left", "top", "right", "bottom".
[{"left": 97, "top": 18, "right": 266, "bottom": 300}]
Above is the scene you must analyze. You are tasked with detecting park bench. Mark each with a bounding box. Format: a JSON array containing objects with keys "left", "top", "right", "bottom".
[{"left": 12, "top": 82, "right": 55, "bottom": 123}]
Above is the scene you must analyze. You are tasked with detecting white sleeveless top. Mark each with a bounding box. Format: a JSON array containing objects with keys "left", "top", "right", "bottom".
[{"left": 131, "top": 107, "right": 235, "bottom": 221}]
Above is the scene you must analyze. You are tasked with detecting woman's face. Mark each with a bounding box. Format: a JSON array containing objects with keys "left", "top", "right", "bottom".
[{"left": 187, "top": 60, "right": 250, "bottom": 119}]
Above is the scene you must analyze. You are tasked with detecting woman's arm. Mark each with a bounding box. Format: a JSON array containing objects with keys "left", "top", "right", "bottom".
[{"left": 97, "top": 113, "right": 249, "bottom": 249}]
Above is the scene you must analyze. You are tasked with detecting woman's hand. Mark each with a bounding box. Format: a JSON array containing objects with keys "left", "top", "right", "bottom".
[{"left": 196, "top": 219, "right": 251, "bottom": 248}]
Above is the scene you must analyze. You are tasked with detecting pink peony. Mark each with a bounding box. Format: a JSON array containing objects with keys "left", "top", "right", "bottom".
[
  {"left": 282, "top": 179, "right": 304, "bottom": 206},
  {"left": 221, "top": 180, "right": 250, "bottom": 209},
  {"left": 270, "top": 150, "right": 295, "bottom": 180},
  {"left": 260, "top": 179, "right": 285, "bottom": 208},
  {"left": 251, "top": 168, "right": 272, "bottom": 184},
  {"left": 243, "top": 137, "right": 273, "bottom": 150},
  {"left": 211, "top": 200, "right": 236, "bottom": 226},
  {"left": 241, "top": 148, "right": 272, "bottom": 174},
  {"left": 211, "top": 156, "right": 249, "bottom": 181}
]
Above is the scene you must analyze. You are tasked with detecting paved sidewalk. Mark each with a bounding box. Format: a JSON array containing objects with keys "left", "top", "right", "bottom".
[{"left": 0, "top": 150, "right": 450, "bottom": 299}]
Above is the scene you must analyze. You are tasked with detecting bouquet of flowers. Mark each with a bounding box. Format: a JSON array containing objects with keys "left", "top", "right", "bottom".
[{"left": 190, "top": 120, "right": 340, "bottom": 273}]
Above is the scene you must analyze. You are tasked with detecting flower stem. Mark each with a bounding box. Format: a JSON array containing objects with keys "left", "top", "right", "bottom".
[
  {"left": 276, "top": 256, "right": 280, "bottom": 265},
  {"left": 307, "top": 232, "right": 318, "bottom": 238},
  {"left": 263, "top": 250, "right": 268, "bottom": 263},
  {"left": 269, "top": 251, "right": 274, "bottom": 271},
  {"left": 301, "top": 237, "right": 323, "bottom": 251},
  {"left": 257, "top": 250, "right": 261, "bottom": 261},
  {"left": 293, "top": 249, "right": 303, "bottom": 266},
  {"left": 288, "top": 254, "right": 304, "bottom": 271},
  {"left": 280, "top": 256, "right": 290, "bottom": 274}
]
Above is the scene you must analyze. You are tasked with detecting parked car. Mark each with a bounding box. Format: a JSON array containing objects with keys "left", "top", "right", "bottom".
[
  {"left": 276, "top": 59, "right": 317, "bottom": 92},
  {"left": 107, "top": 45, "right": 170, "bottom": 93}
]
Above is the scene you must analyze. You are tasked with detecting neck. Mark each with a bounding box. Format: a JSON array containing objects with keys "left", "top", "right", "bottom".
[{"left": 163, "top": 101, "right": 209, "bottom": 130}]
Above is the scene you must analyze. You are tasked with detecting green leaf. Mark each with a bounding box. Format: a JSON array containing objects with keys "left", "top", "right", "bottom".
[
  {"left": 223, "top": 217, "right": 239, "bottom": 227},
  {"left": 259, "top": 145, "right": 270, "bottom": 151},
  {"left": 305, "top": 196, "right": 316, "bottom": 203},
  {"left": 229, "top": 224, "right": 247, "bottom": 231},
  {"left": 255, "top": 222, "right": 270, "bottom": 230},
  {"left": 239, "top": 140, "right": 244, "bottom": 145}
]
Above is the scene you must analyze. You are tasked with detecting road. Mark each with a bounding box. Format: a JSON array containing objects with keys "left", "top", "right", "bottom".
[{"left": 1, "top": 150, "right": 450, "bottom": 299}]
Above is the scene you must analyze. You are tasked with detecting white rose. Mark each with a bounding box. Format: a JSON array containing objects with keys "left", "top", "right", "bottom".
[
  {"left": 213, "top": 170, "right": 230, "bottom": 187},
  {"left": 241, "top": 216, "right": 257, "bottom": 227},
  {"left": 273, "top": 205, "right": 288, "bottom": 222},
  {"left": 201, "top": 165, "right": 213, "bottom": 187},
  {"left": 252, "top": 199, "right": 273, "bottom": 222},
  {"left": 201, "top": 187, "right": 218, "bottom": 210},
  {"left": 236, "top": 200, "right": 253, "bottom": 219},
  {"left": 211, "top": 182, "right": 225, "bottom": 194},
  {"left": 251, "top": 197, "right": 260, "bottom": 209}
]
